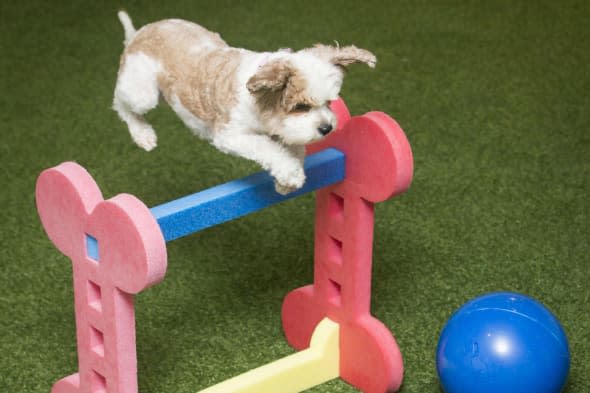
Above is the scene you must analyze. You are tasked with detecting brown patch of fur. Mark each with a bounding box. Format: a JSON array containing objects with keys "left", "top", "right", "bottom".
[
  {"left": 283, "top": 70, "right": 315, "bottom": 111},
  {"left": 246, "top": 59, "right": 314, "bottom": 131},
  {"left": 122, "top": 20, "right": 242, "bottom": 131},
  {"left": 246, "top": 59, "right": 293, "bottom": 93}
]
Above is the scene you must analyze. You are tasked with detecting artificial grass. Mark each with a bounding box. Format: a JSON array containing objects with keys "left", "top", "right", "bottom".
[{"left": 1, "top": 1, "right": 588, "bottom": 392}]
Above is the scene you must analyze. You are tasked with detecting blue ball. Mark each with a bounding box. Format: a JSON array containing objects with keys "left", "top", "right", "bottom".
[{"left": 436, "top": 292, "right": 570, "bottom": 393}]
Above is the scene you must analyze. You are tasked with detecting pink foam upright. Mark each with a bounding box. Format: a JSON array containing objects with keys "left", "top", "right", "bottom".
[
  {"left": 283, "top": 101, "right": 414, "bottom": 392},
  {"left": 36, "top": 162, "right": 168, "bottom": 393}
]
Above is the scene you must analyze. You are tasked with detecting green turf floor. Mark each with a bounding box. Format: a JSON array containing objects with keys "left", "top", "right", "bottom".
[{"left": 1, "top": 1, "right": 588, "bottom": 392}]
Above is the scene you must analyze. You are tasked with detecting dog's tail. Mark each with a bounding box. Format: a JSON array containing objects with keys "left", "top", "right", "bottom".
[{"left": 117, "top": 10, "right": 136, "bottom": 46}]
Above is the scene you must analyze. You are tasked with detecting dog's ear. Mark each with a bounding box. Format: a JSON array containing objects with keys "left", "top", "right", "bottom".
[
  {"left": 247, "top": 59, "right": 295, "bottom": 93},
  {"left": 307, "top": 44, "right": 377, "bottom": 68}
]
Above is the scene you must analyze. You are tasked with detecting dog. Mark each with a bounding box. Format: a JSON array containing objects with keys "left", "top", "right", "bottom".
[{"left": 113, "top": 11, "right": 376, "bottom": 194}]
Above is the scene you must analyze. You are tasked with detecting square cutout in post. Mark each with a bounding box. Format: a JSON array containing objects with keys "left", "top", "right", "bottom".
[
  {"left": 327, "top": 279, "right": 342, "bottom": 307},
  {"left": 87, "top": 280, "right": 102, "bottom": 313},
  {"left": 89, "top": 325, "right": 105, "bottom": 357},
  {"left": 86, "top": 234, "right": 99, "bottom": 262},
  {"left": 327, "top": 236, "right": 343, "bottom": 267},
  {"left": 91, "top": 370, "right": 107, "bottom": 392},
  {"left": 328, "top": 193, "right": 345, "bottom": 222}
]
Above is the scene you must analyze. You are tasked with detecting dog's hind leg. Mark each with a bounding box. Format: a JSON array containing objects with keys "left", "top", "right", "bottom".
[
  {"left": 113, "top": 53, "right": 161, "bottom": 151},
  {"left": 113, "top": 98, "right": 158, "bottom": 151}
]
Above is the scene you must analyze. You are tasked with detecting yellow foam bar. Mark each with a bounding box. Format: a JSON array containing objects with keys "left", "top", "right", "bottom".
[{"left": 198, "top": 318, "right": 340, "bottom": 393}]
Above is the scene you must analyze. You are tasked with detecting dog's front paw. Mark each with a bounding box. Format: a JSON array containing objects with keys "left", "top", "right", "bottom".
[
  {"left": 274, "top": 182, "right": 298, "bottom": 195},
  {"left": 273, "top": 167, "right": 306, "bottom": 195}
]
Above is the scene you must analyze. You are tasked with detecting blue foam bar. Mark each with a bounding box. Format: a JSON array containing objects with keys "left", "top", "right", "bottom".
[{"left": 151, "top": 148, "right": 345, "bottom": 242}]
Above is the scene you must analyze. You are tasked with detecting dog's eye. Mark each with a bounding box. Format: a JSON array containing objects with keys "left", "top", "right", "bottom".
[{"left": 292, "top": 103, "right": 312, "bottom": 113}]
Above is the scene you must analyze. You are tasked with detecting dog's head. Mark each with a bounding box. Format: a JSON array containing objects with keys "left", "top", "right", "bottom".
[{"left": 246, "top": 44, "right": 376, "bottom": 145}]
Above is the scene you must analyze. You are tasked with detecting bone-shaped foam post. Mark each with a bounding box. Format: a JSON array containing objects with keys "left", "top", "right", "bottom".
[
  {"left": 282, "top": 111, "right": 414, "bottom": 393},
  {"left": 36, "top": 162, "right": 167, "bottom": 393}
]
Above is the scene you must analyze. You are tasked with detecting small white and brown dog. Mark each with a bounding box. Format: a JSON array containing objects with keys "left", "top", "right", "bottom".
[{"left": 113, "top": 11, "right": 376, "bottom": 194}]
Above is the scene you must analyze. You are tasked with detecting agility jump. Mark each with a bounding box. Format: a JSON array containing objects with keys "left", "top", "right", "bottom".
[{"left": 36, "top": 99, "right": 413, "bottom": 393}]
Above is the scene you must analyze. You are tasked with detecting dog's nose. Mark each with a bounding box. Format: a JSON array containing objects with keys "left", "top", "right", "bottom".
[{"left": 318, "top": 124, "right": 333, "bottom": 136}]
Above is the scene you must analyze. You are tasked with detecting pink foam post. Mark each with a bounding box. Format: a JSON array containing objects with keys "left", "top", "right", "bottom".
[
  {"left": 36, "top": 162, "right": 168, "bottom": 393},
  {"left": 282, "top": 101, "right": 414, "bottom": 392}
]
